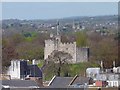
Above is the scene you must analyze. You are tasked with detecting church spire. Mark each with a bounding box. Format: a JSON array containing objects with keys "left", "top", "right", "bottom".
[
  {"left": 55, "top": 20, "right": 61, "bottom": 43},
  {"left": 57, "top": 20, "right": 59, "bottom": 35},
  {"left": 72, "top": 19, "right": 75, "bottom": 29}
]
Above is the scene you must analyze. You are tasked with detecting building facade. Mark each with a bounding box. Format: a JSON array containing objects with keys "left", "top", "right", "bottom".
[
  {"left": 44, "top": 34, "right": 89, "bottom": 63},
  {"left": 7, "top": 60, "right": 42, "bottom": 80}
]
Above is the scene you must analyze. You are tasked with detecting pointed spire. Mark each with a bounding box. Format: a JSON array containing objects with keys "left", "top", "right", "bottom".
[
  {"left": 72, "top": 19, "right": 75, "bottom": 29},
  {"left": 77, "top": 21, "right": 80, "bottom": 30},
  {"left": 56, "top": 20, "right": 59, "bottom": 36}
]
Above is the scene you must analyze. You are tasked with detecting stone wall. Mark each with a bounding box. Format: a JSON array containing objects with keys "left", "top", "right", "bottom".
[
  {"left": 59, "top": 42, "right": 76, "bottom": 63},
  {"left": 44, "top": 38, "right": 89, "bottom": 63},
  {"left": 44, "top": 40, "right": 55, "bottom": 60},
  {"left": 76, "top": 47, "right": 89, "bottom": 63}
]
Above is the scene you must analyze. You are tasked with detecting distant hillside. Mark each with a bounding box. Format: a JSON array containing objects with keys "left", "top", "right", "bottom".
[{"left": 2, "top": 15, "right": 118, "bottom": 25}]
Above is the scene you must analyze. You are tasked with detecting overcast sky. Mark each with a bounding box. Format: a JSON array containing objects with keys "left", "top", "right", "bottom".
[{"left": 2, "top": 2, "right": 118, "bottom": 20}]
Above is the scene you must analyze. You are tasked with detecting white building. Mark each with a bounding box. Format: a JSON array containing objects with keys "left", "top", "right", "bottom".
[
  {"left": 7, "top": 60, "right": 42, "bottom": 80},
  {"left": 107, "top": 80, "right": 120, "bottom": 87},
  {"left": 7, "top": 60, "right": 21, "bottom": 79},
  {"left": 86, "top": 68, "right": 100, "bottom": 78}
]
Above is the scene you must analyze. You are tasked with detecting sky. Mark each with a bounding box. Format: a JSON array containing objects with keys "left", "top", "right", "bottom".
[
  {"left": 1, "top": 0, "right": 119, "bottom": 2},
  {"left": 2, "top": 2, "right": 118, "bottom": 20}
]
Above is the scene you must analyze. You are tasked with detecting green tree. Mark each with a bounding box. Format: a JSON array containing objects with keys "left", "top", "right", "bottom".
[
  {"left": 89, "top": 36, "right": 118, "bottom": 68},
  {"left": 2, "top": 39, "right": 18, "bottom": 71},
  {"left": 76, "top": 31, "right": 87, "bottom": 47},
  {"left": 16, "top": 42, "right": 44, "bottom": 60}
]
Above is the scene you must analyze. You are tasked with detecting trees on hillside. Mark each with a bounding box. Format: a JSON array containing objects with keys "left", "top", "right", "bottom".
[
  {"left": 2, "top": 39, "right": 18, "bottom": 71},
  {"left": 88, "top": 33, "right": 118, "bottom": 68},
  {"left": 16, "top": 42, "right": 44, "bottom": 60},
  {"left": 76, "top": 31, "right": 88, "bottom": 47},
  {"left": 2, "top": 32, "right": 45, "bottom": 70}
]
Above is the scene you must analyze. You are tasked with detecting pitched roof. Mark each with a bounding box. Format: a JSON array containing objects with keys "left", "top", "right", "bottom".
[
  {"left": 49, "top": 77, "right": 73, "bottom": 88},
  {"left": 71, "top": 76, "right": 89, "bottom": 85},
  {"left": 48, "top": 75, "right": 90, "bottom": 88},
  {"left": 28, "top": 65, "right": 42, "bottom": 77},
  {"left": 2, "top": 80, "right": 39, "bottom": 88}
]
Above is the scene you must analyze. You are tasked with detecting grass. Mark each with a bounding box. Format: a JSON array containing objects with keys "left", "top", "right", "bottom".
[
  {"left": 23, "top": 32, "right": 37, "bottom": 42},
  {"left": 69, "top": 62, "right": 99, "bottom": 76},
  {"left": 37, "top": 60, "right": 44, "bottom": 68},
  {"left": 40, "top": 61, "right": 99, "bottom": 81}
]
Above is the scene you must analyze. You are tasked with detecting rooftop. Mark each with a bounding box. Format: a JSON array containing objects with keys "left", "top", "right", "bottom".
[{"left": 2, "top": 80, "right": 39, "bottom": 88}]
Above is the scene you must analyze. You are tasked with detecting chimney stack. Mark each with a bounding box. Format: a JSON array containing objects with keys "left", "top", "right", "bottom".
[
  {"left": 100, "top": 61, "right": 104, "bottom": 73},
  {"left": 113, "top": 61, "right": 115, "bottom": 67},
  {"left": 32, "top": 59, "right": 35, "bottom": 65}
]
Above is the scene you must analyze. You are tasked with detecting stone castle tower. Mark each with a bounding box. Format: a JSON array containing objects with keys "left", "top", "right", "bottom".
[{"left": 44, "top": 21, "right": 89, "bottom": 63}]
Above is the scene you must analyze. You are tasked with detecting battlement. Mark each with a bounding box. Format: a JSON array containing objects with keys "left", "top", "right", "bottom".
[
  {"left": 45, "top": 39, "right": 54, "bottom": 42},
  {"left": 44, "top": 32, "right": 89, "bottom": 63},
  {"left": 45, "top": 39, "right": 55, "bottom": 45},
  {"left": 77, "top": 46, "right": 89, "bottom": 48},
  {"left": 61, "top": 42, "right": 76, "bottom": 46}
]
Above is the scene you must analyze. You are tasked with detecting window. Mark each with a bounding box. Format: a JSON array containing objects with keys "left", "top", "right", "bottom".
[
  {"left": 66, "top": 48, "right": 68, "bottom": 50},
  {"left": 114, "top": 81, "right": 117, "bottom": 87},
  {"left": 109, "top": 82, "right": 111, "bottom": 86}
]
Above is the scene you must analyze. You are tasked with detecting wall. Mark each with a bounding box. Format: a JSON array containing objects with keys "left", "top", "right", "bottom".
[
  {"left": 76, "top": 47, "right": 89, "bottom": 63},
  {"left": 107, "top": 81, "right": 120, "bottom": 87},
  {"left": 44, "top": 40, "right": 55, "bottom": 60},
  {"left": 7, "top": 60, "right": 20, "bottom": 79},
  {"left": 59, "top": 42, "right": 76, "bottom": 63},
  {"left": 44, "top": 37, "right": 89, "bottom": 63}
]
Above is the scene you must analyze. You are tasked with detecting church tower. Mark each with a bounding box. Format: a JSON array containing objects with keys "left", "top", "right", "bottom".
[
  {"left": 54, "top": 20, "right": 61, "bottom": 50},
  {"left": 55, "top": 20, "right": 61, "bottom": 42},
  {"left": 77, "top": 21, "right": 80, "bottom": 30}
]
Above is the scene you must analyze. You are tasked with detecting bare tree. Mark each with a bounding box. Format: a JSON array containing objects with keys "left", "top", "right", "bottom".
[{"left": 45, "top": 50, "right": 72, "bottom": 77}]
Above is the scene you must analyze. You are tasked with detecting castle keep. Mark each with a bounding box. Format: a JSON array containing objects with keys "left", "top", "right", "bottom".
[{"left": 44, "top": 21, "right": 89, "bottom": 63}]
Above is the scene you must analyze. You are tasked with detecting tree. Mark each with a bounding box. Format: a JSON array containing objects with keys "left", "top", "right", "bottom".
[
  {"left": 2, "top": 39, "right": 18, "bottom": 71},
  {"left": 11, "top": 33, "right": 24, "bottom": 46},
  {"left": 89, "top": 35, "right": 118, "bottom": 68},
  {"left": 76, "top": 31, "right": 87, "bottom": 47},
  {"left": 16, "top": 42, "right": 44, "bottom": 60},
  {"left": 44, "top": 50, "right": 72, "bottom": 77}
]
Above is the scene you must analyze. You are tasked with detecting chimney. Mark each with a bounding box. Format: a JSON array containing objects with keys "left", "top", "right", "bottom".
[
  {"left": 113, "top": 61, "right": 115, "bottom": 67},
  {"left": 100, "top": 61, "right": 104, "bottom": 73},
  {"left": 32, "top": 59, "right": 35, "bottom": 65},
  {"left": 100, "top": 61, "right": 103, "bottom": 69}
]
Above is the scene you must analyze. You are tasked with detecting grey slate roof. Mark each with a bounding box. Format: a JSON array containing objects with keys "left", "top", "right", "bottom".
[
  {"left": 28, "top": 65, "right": 42, "bottom": 77},
  {"left": 2, "top": 80, "right": 39, "bottom": 88},
  {"left": 19, "top": 61, "right": 42, "bottom": 78},
  {"left": 72, "top": 77, "right": 89, "bottom": 85},
  {"left": 49, "top": 77, "right": 73, "bottom": 88}
]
